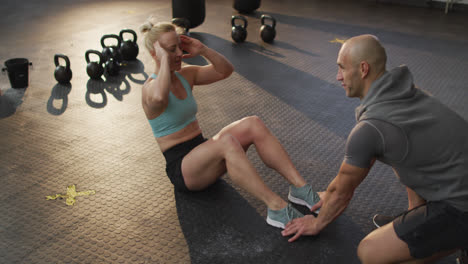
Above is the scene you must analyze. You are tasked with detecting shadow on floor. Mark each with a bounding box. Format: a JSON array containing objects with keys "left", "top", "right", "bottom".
[
  {"left": 47, "top": 83, "right": 71, "bottom": 116},
  {"left": 84, "top": 59, "right": 148, "bottom": 108},
  {"left": 0, "top": 88, "right": 26, "bottom": 119}
]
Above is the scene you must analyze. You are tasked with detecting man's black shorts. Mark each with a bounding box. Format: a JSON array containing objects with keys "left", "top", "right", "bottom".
[
  {"left": 162, "top": 134, "right": 207, "bottom": 192},
  {"left": 394, "top": 201, "right": 468, "bottom": 259}
]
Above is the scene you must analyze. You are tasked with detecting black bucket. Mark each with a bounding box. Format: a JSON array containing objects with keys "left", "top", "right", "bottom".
[{"left": 2, "top": 58, "right": 32, "bottom": 89}]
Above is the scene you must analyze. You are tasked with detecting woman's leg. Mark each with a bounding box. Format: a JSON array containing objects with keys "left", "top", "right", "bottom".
[
  {"left": 181, "top": 132, "right": 287, "bottom": 210},
  {"left": 181, "top": 115, "right": 309, "bottom": 210},
  {"left": 214, "top": 116, "right": 307, "bottom": 187}
]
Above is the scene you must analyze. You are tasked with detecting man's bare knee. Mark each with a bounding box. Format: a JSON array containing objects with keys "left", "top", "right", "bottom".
[{"left": 357, "top": 238, "right": 379, "bottom": 264}]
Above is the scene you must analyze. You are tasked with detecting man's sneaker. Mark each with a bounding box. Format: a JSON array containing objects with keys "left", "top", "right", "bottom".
[
  {"left": 372, "top": 214, "right": 397, "bottom": 228},
  {"left": 266, "top": 204, "right": 304, "bottom": 229},
  {"left": 288, "top": 184, "right": 320, "bottom": 213}
]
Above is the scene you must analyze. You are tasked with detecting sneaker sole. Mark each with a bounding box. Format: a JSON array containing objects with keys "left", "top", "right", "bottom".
[
  {"left": 288, "top": 193, "right": 320, "bottom": 214},
  {"left": 266, "top": 217, "right": 285, "bottom": 229}
]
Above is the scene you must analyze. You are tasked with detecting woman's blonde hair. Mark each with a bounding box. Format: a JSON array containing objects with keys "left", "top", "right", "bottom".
[{"left": 139, "top": 17, "right": 182, "bottom": 54}]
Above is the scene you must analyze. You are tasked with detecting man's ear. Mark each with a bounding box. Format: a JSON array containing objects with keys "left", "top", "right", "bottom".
[{"left": 360, "top": 61, "right": 369, "bottom": 78}]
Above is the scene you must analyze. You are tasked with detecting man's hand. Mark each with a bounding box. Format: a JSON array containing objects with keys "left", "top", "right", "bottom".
[
  {"left": 310, "top": 191, "right": 325, "bottom": 212},
  {"left": 281, "top": 215, "right": 321, "bottom": 242},
  {"left": 180, "top": 35, "right": 206, "bottom": 59}
]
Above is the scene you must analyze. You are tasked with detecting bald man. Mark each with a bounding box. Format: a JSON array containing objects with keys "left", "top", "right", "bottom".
[{"left": 282, "top": 35, "right": 468, "bottom": 263}]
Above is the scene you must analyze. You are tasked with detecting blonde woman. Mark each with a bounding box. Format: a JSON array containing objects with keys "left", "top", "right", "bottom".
[{"left": 140, "top": 19, "right": 320, "bottom": 229}]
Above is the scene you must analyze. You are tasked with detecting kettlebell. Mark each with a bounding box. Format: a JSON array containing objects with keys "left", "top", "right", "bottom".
[
  {"left": 85, "top": 50, "right": 104, "bottom": 80},
  {"left": 119, "top": 29, "right": 139, "bottom": 61},
  {"left": 231, "top": 15, "right": 248, "bottom": 43},
  {"left": 54, "top": 54, "right": 72, "bottom": 84},
  {"left": 260, "top": 15, "right": 276, "bottom": 43},
  {"left": 105, "top": 58, "right": 120, "bottom": 76},
  {"left": 101, "top": 34, "right": 122, "bottom": 62},
  {"left": 172, "top": 18, "right": 191, "bottom": 35}
]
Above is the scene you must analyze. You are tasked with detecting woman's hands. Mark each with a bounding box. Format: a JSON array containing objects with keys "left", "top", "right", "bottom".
[
  {"left": 152, "top": 35, "right": 206, "bottom": 60},
  {"left": 179, "top": 35, "right": 207, "bottom": 59},
  {"left": 152, "top": 40, "right": 168, "bottom": 61}
]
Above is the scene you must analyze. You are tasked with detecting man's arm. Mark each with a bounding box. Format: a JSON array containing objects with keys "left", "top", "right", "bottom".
[
  {"left": 281, "top": 121, "right": 381, "bottom": 242},
  {"left": 281, "top": 161, "right": 372, "bottom": 242}
]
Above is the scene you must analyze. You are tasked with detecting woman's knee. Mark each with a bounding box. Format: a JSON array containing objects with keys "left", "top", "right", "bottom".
[
  {"left": 242, "top": 115, "right": 265, "bottom": 127},
  {"left": 239, "top": 115, "right": 268, "bottom": 136},
  {"left": 217, "top": 133, "right": 244, "bottom": 154},
  {"left": 216, "top": 116, "right": 269, "bottom": 147}
]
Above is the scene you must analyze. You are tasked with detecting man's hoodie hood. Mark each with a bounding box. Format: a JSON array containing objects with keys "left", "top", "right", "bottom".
[{"left": 355, "top": 65, "right": 416, "bottom": 121}]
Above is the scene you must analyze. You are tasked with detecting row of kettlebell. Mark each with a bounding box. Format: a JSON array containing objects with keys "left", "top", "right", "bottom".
[
  {"left": 100, "top": 29, "right": 139, "bottom": 63},
  {"left": 54, "top": 52, "right": 120, "bottom": 84},
  {"left": 86, "top": 29, "right": 139, "bottom": 79},
  {"left": 231, "top": 14, "right": 276, "bottom": 43},
  {"left": 54, "top": 52, "right": 111, "bottom": 84},
  {"left": 55, "top": 50, "right": 122, "bottom": 84},
  {"left": 53, "top": 28, "right": 139, "bottom": 84}
]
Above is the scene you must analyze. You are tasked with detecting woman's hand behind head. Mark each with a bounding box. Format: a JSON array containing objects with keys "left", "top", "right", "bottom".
[
  {"left": 153, "top": 40, "right": 168, "bottom": 61},
  {"left": 179, "top": 35, "right": 206, "bottom": 59}
]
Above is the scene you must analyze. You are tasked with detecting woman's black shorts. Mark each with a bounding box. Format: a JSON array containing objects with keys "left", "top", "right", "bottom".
[{"left": 162, "top": 134, "right": 207, "bottom": 192}]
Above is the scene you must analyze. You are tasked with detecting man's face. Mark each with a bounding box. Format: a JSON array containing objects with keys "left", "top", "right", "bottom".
[{"left": 336, "top": 46, "right": 363, "bottom": 98}]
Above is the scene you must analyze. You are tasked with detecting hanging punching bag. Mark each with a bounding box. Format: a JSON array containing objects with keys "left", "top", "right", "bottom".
[
  {"left": 172, "top": 0, "right": 205, "bottom": 29},
  {"left": 233, "top": 0, "right": 261, "bottom": 14}
]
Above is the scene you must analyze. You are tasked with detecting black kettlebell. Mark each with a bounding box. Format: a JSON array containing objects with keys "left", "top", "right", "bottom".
[
  {"left": 54, "top": 54, "right": 72, "bottom": 84},
  {"left": 260, "top": 15, "right": 276, "bottom": 43},
  {"left": 172, "top": 18, "right": 191, "bottom": 35},
  {"left": 231, "top": 15, "right": 248, "bottom": 43},
  {"left": 85, "top": 50, "right": 104, "bottom": 80},
  {"left": 105, "top": 58, "right": 120, "bottom": 76},
  {"left": 119, "top": 29, "right": 139, "bottom": 61},
  {"left": 101, "top": 34, "right": 122, "bottom": 62}
]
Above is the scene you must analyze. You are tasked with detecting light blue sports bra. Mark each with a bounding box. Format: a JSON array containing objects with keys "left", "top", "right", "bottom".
[{"left": 148, "top": 72, "right": 198, "bottom": 137}]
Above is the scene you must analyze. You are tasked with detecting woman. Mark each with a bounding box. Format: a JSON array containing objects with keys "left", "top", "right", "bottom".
[{"left": 139, "top": 19, "right": 320, "bottom": 229}]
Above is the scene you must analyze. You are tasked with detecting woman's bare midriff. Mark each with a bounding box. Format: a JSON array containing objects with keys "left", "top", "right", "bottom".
[{"left": 156, "top": 120, "right": 203, "bottom": 152}]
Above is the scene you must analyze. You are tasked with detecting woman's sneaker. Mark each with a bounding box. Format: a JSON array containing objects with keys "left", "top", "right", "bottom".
[
  {"left": 288, "top": 184, "right": 320, "bottom": 213},
  {"left": 266, "top": 204, "right": 304, "bottom": 229}
]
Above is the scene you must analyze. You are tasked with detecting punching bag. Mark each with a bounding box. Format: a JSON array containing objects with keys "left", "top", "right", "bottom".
[
  {"left": 172, "top": 0, "right": 205, "bottom": 29},
  {"left": 233, "top": 0, "right": 261, "bottom": 14}
]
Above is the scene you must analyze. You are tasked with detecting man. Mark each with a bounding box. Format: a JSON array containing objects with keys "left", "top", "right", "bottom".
[{"left": 282, "top": 34, "right": 468, "bottom": 263}]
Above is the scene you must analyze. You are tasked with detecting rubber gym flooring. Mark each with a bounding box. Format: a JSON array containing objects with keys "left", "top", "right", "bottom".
[{"left": 1, "top": 0, "right": 467, "bottom": 263}]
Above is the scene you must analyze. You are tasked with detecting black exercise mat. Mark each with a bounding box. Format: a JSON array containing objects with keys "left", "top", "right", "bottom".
[{"left": 175, "top": 179, "right": 364, "bottom": 264}]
